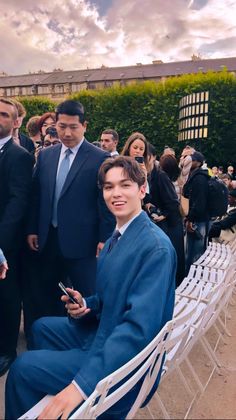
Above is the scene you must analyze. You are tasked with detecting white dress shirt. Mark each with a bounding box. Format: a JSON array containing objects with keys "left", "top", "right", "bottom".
[
  {"left": 0, "top": 135, "right": 12, "bottom": 151},
  {"left": 56, "top": 139, "right": 84, "bottom": 177}
]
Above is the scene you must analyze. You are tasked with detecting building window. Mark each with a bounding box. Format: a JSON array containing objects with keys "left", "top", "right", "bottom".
[
  {"left": 87, "top": 82, "right": 96, "bottom": 90},
  {"left": 104, "top": 81, "right": 113, "bottom": 88},
  {"left": 22, "top": 86, "right": 33, "bottom": 95},
  {"left": 55, "top": 85, "right": 64, "bottom": 94},
  {"left": 71, "top": 83, "right": 87, "bottom": 92},
  {"left": 38, "top": 86, "right": 49, "bottom": 94},
  {"left": 6, "top": 87, "right": 16, "bottom": 96}
]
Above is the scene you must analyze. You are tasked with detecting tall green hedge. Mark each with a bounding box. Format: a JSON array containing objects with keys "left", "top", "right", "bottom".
[{"left": 19, "top": 70, "right": 236, "bottom": 166}]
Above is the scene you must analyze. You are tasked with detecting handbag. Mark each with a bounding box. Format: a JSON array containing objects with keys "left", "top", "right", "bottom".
[{"left": 179, "top": 195, "right": 189, "bottom": 217}]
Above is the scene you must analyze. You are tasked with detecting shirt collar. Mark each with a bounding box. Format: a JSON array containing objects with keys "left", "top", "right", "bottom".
[
  {"left": 117, "top": 211, "right": 142, "bottom": 236},
  {"left": 61, "top": 138, "right": 84, "bottom": 155},
  {"left": 0, "top": 135, "right": 12, "bottom": 149},
  {"left": 110, "top": 150, "right": 119, "bottom": 156}
]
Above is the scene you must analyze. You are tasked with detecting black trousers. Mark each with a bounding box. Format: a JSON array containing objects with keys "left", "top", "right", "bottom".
[
  {"left": 0, "top": 251, "right": 21, "bottom": 356},
  {"left": 22, "top": 226, "right": 97, "bottom": 334}
]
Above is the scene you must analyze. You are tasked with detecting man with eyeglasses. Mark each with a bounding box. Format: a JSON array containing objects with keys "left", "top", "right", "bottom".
[
  {"left": 27, "top": 100, "right": 115, "bottom": 319},
  {"left": 43, "top": 127, "right": 61, "bottom": 147}
]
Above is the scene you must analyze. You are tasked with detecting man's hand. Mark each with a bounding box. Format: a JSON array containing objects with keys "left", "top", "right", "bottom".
[
  {"left": 38, "top": 383, "right": 84, "bottom": 420},
  {"left": 96, "top": 241, "right": 104, "bottom": 257},
  {"left": 151, "top": 214, "right": 166, "bottom": 223},
  {"left": 27, "top": 234, "right": 39, "bottom": 251},
  {"left": 61, "top": 288, "right": 91, "bottom": 318},
  {"left": 0, "top": 261, "right": 8, "bottom": 279},
  {"left": 186, "top": 220, "right": 195, "bottom": 233}
]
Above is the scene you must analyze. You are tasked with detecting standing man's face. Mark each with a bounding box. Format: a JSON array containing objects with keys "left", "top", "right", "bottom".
[
  {"left": 103, "top": 167, "right": 145, "bottom": 228},
  {"left": 0, "top": 102, "right": 17, "bottom": 139},
  {"left": 100, "top": 133, "right": 117, "bottom": 153},
  {"left": 56, "top": 114, "right": 87, "bottom": 148}
]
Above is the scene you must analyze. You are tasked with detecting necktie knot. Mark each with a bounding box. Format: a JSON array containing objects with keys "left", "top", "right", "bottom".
[
  {"left": 65, "top": 148, "right": 72, "bottom": 157},
  {"left": 108, "top": 230, "right": 121, "bottom": 252}
]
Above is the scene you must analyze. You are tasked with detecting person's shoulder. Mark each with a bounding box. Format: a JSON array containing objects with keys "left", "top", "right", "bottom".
[
  {"left": 136, "top": 212, "right": 174, "bottom": 254},
  {"left": 10, "top": 140, "right": 31, "bottom": 157},
  {"left": 190, "top": 168, "right": 209, "bottom": 182},
  {"left": 83, "top": 139, "right": 109, "bottom": 161}
]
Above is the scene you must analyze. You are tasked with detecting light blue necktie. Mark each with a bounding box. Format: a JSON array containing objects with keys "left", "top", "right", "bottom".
[{"left": 52, "top": 148, "right": 72, "bottom": 227}]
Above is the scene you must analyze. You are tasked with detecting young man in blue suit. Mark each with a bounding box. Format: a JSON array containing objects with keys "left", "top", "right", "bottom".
[
  {"left": 6, "top": 157, "right": 176, "bottom": 419},
  {"left": 27, "top": 100, "right": 115, "bottom": 320}
]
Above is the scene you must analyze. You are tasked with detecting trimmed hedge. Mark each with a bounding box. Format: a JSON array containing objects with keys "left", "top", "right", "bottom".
[{"left": 18, "top": 70, "right": 236, "bottom": 166}]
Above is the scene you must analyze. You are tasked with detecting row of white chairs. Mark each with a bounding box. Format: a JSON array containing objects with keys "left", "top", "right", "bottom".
[
  {"left": 20, "top": 238, "right": 236, "bottom": 420},
  {"left": 154, "top": 236, "right": 236, "bottom": 419}
]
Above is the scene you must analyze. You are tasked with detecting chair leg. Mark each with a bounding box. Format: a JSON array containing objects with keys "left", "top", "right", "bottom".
[
  {"left": 200, "top": 336, "right": 222, "bottom": 371},
  {"left": 185, "top": 356, "right": 204, "bottom": 394}
]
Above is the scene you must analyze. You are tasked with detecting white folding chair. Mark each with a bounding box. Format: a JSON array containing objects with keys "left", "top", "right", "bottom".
[
  {"left": 151, "top": 288, "right": 203, "bottom": 420},
  {"left": 19, "top": 321, "right": 171, "bottom": 420}
]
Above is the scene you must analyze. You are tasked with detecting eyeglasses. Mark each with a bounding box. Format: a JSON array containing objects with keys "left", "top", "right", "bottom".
[{"left": 44, "top": 140, "right": 60, "bottom": 147}]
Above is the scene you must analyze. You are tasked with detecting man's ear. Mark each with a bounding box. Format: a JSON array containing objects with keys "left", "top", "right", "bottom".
[
  {"left": 13, "top": 117, "right": 21, "bottom": 129},
  {"left": 83, "top": 121, "right": 88, "bottom": 132},
  {"left": 140, "top": 184, "right": 146, "bottom": 199}
]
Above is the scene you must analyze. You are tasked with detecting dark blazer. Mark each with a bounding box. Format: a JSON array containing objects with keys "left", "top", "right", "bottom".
[
  {"left": 28, "top": 140, "right": 115, "bottom": 258},
  {"left": 0, "top": 139, "right": 34, "bottom": 252},
  {"left": 183, "top": 168, "right": 209, "bottom": 222},
  {"left": 19, "top": 133, "right": 35, "bottom": 155},
  {"left": 149, "top": 168, "right": 181, "bottom": 227}
]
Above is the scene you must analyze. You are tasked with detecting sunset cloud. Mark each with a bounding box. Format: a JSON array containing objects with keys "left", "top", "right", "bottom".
[{"left": 0, "top": 0, "right": 236, "bottom": 75}]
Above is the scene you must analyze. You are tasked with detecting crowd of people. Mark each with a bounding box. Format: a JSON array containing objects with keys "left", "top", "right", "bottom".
[{"left": 0, "top": 96, "right": 235, "bottom": 418}]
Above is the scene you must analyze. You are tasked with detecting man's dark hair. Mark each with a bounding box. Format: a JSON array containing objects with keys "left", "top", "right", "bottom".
[
  {"left": 102, "top": 129, "right": 119, "bottom": 142},
  {"left": 159, "top": 154, "right": 180, "bottom": 182},
  {"left": 98, "top": 156, "right": 146, "bottom": 188},
  {"left": 147, "top": 143, "right": 157, "bottom": 157},
  {"left": 55, "top": 100, "right": 85, "bottom": 123}
]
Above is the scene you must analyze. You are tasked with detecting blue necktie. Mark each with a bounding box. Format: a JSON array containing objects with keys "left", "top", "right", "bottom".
[
  {"left": 108, "top": 230, "right": 121, "bottom": 252},
  {"left": 52, "top": 148, "right": 72, "bottom": 227}
]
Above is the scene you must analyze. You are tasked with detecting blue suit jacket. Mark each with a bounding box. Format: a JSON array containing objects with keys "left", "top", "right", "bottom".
[
  {"left": 28, "top": 140, "right": 115, "bottom": 258},
  {"left": 74, "top": 211, "right": 176, "bottom": 406}
]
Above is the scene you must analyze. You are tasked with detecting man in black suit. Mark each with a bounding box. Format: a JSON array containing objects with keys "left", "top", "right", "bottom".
[
  {"left": 0, "top": 99, "right": 33, "bottom": 376},
  {"left": 27, "top": 100, "right": 115, "bottom": 320}
]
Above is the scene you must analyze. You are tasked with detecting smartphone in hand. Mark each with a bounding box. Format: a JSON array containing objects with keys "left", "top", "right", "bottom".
[
  {"left": 58, "top": 282, "right": 82, "bottom": 306},
  {"left": 135, "top": 156, "right": 144, "bottom": 164}
]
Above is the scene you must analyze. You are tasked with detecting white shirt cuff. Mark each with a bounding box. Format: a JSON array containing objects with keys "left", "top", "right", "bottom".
[{"left": 72, "top": 380, "right": 87, "bottom": 400}]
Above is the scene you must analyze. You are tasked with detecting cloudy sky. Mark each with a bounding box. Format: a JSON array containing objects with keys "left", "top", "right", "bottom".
[{"left": 0, "top": 0, "right": 236, "bottom": 75}]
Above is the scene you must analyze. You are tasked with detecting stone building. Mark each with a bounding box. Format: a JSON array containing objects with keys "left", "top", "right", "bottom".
[{"left": 0, "top": 57, "right": 236, "bottom": 100}]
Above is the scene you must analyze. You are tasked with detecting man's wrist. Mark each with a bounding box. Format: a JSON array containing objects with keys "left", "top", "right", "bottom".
[{"left": 72, "top": 380, "right": 87, "bottom": 400}]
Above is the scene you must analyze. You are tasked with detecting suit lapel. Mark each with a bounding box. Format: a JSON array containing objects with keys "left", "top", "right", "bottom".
[{"left": 60, "top": 140, "right": 90, "bottom": 198}]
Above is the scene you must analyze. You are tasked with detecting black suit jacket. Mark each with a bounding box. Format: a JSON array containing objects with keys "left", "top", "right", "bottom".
[
  {"left": 19, "top": 133, "right": 35, "bottom": 155},
  {"left": 28, "top": 140, "right": 115, "bottom": 258},
  {"left": 0, "top": 139, "right": 34, "bottom": 252}
]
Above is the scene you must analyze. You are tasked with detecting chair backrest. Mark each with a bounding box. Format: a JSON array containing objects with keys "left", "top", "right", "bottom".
[{"left": 70, "top": 322, "right": 172, "bottom": 419}]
